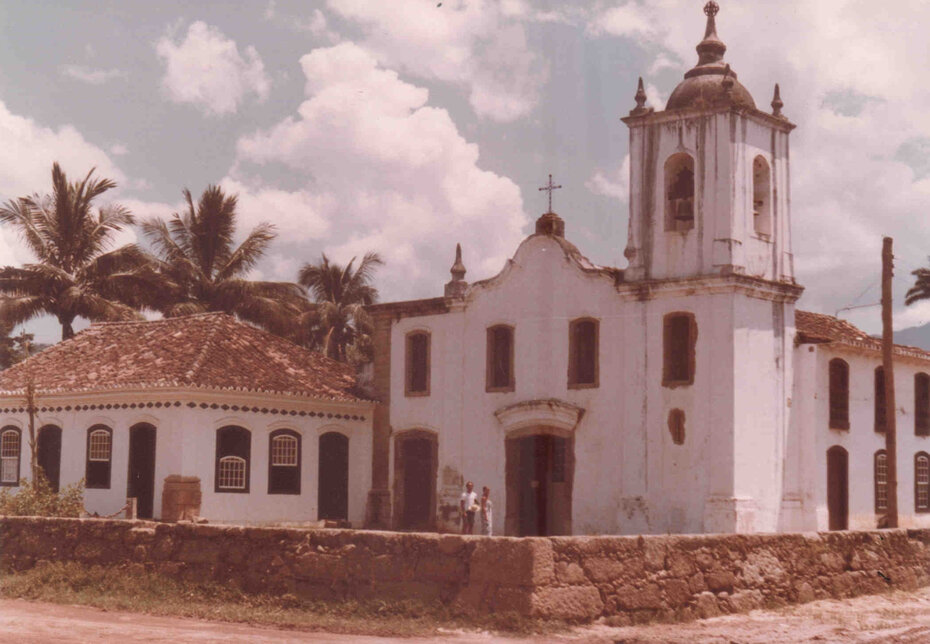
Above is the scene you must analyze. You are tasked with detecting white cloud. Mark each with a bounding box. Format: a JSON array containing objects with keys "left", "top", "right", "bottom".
[
  {"left": 155, "top": 21, "right": 271, "bottom": 117},
  {"left": 59, "top": 64, "right": 127, "bottom": 85},
  {"left": 234, "top": 41, "right": 527, "bottom": 295},
  {"left": 109, "top": 143, "right": 128, "bottom": 156},
  {"left": 326, "top": 0, "right": 547, "bottom": 122},
  {"left": 586, "top": 155, "right": 630, "bottom": 203}
]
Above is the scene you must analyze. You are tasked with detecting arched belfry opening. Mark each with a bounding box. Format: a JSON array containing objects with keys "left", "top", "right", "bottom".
[
  {"left": 665, "top": 153, "right": 695, "bottom": 231},
  {"left": 752, "top": 155, "right": 772, "bottom": 236}
]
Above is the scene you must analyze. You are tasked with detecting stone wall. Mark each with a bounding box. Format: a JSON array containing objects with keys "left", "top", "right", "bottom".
[{"left": 2, "top": 517, "right": 928, "bottom": 623}]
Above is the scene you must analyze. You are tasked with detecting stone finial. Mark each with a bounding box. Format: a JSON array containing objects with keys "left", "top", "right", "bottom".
[
  {"left": 444, "top": 243, "right": 468, "bottom": 298},
  {"left": 697, "top": 1, "right": 726, "bottom": 66},
  {"left": 771, "top": 83, "right": 785, "bottom": 118},
  {"left": 630, "top": 77, "right": 650, "bottom": 116}
]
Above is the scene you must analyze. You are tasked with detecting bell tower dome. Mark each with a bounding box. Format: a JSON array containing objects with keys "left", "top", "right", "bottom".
[{"left": 621, "top": 1, "right": 796, "bottom": 286}]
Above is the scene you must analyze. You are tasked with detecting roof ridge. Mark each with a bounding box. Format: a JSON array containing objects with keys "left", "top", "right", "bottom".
[
  {"left": 183, "top": 315, "right": 226, "bottom": 383},
  {"left": 90, "top": 311, "right": 228, "bottom": 327}
]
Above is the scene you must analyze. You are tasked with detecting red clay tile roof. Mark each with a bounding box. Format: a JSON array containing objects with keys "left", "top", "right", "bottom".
[
  {"left": 796, "top": 310, "right": 930, "bottom": 362},
  {"left": 0, "top": 313, "right": 363, "bottom": 402}
]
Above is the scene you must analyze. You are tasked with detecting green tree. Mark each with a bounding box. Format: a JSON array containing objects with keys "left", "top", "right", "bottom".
[
  {"left": 298, "top": 252, "right": 383, "bottom": 363},
  {"left": 0, "top": 320, "right": 34, "bottom": 370},
  {"left": 141, "top": 185, "right": 306, "bottom": 335},
  {"left": 0, "top": 163, "right": 153, "bottom": 340}
]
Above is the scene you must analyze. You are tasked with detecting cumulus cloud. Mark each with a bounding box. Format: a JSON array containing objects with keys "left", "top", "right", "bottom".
[
  {"left": 326, "top": 0, "right": 547, "bottom": 122},
  {"left": 586, "top": 155, "right": 630, "bottom": 203},
  {"left": 586, "top": 1, "right": 930, "bottom": 333},
  {"left": 233, "top": 41, "right": 527, "bottom": 294},
  {"left": 0, "top": 100, "right": 132, "bottom": 265},
  {"left": 59, "top": 64, "right": 127, "bottom": 84},
  {"left": 155, "top": 21, "right": 271, "bottom": 116}
]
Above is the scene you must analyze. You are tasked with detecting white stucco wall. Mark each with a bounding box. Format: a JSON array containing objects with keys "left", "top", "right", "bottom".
[
  {"left": 386, "top": 233, "right": 795, "bottom": 536},
  {"left": 0, "top": 390, "right": 373, "bottom": 526},
  {"left": 790, "top": 345, "right": 930, "bottom": 530}
]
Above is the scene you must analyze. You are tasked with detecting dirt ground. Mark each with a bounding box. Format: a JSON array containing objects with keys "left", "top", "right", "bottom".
[{"left": 2, "top": 587, "right": 930, "bottom": 643}]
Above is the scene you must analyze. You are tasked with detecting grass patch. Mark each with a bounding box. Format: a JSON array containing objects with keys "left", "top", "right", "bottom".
[{"left": 0, "top": 562, "right": 566, "bottom": 637}]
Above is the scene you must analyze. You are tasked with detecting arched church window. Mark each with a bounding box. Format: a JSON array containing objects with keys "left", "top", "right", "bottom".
[
  {"left": 405, "top": 331, "right": 430, "bottom": 396},
  {"left": 752, "top": 156, "right": 772, "bottom": 236},
  {"left": 486, "top": 325, "right": 515, "bottom": 392},
  {"left": 916, "top": 373, "right": 930, "bottom": 436},
  {"left": 268, "top": 429, "right": 301, "bottom": 495},
  {"left": 874, "top": 450, "right": 888, "bottom": 513},
  {"left": 665, "top": 153, "right": 695, "bottom": 231},
  {"left": 663, "top": 312, "right": 696, "bottom": 386},
  {"left": 85, "top": 425, "right": 112, "bottom": 489},
  {"left": 828, "top": 358, "right": 850, "bottom": 430},
  {"left": 916, "top": 452, "right": 930, "bottom": 513},
  {"left": 568, "top": 318, "right": 598, "bottom": 388},
  {"left": 215, "top": 426, "right": 250, "bottom": 493},
  {"left": 874, "top": 366, "right": 886, "bottom": 433},
  {"left": 0, "top": 427, "right": 21, "bottom": 486}
]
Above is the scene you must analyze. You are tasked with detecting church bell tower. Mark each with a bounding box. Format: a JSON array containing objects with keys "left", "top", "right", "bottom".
[{"left": 621, "top": 1, "right": 796, "bottom": 286}]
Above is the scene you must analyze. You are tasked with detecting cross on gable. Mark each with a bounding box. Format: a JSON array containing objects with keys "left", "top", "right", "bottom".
[{"left": 538, "top": 174, "right": 562, "bottom": 213}]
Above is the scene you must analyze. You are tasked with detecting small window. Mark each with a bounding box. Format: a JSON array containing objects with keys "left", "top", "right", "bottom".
[
  {"left": 668, "top": 409, "right": 686, "bottom": 445},
  {"left": 663, "top": 312, "right": 696, "bottom": 386},
  {"left": 752, "top": 156, "right": 772, "bottom": 236},
  {"left": 916, "top": 373, "right": 930, "bottom": 436},
  {"left": 218, "top": 457, "right": 246, "bottom": 490},
  {"left": 215, "top": 426, "right": 250, "bottom": 493},
  {"left": 0, "top": 427, "right": 21, "bottom": 486},
  {"left": 828, "top": 358, "right": 850, "bottom": 430},
  {"left": 665, "top": 153, "right": 695, "bottom": 231},
  {"left": 874, "top": 366, "right": 886, "bottom": 433},
  {"left": 917, "top": 452, "right": 930, "bottom": 513},
  {"left": 486, "top": 325, "right": 515, "bottom": 392},
  {"left": 568, "top": 318, "right": 599, "bottom": 388},
  {"left": 268, "top": 429, "right": 301, "bottom": 495},
  {"left": 874, "top": 450, "right": 888, "bottom": 514},
  {"left": 85, "top": 425, "right": 112, "bottom": 489},
  {"left": 405, "top": 331, "right": 430, "bottom": 396}
]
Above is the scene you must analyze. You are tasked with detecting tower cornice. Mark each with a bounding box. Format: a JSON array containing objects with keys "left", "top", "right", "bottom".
[{"left": 621, "top": 105, "right": 795, "bottom": 133}]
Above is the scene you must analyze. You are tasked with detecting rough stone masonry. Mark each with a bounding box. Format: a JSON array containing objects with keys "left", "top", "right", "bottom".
[{"left": 1, "top": 517, "right": 928, "bottom": 624}]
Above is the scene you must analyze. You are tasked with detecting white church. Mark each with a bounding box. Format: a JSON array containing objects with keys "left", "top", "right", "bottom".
[{"left": 1, "top": 2, "right": 928, "bottom": 535}]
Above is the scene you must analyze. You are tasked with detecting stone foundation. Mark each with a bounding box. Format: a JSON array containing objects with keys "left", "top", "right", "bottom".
[{"left": 1, "top": 517, "right": 928, "bottom": 623}]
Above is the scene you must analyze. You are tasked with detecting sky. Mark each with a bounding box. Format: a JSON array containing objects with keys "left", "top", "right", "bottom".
[{"left": 1, "top": 0, "right": 930, "bottom": 344}]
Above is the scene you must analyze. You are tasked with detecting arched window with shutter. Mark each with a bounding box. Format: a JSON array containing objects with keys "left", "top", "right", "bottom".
[
  {"left": 268, "top": 429, "right": 301, "bottom": 494},
  {"left": 874, "top": 450, "right": 888, "bottom": 514},
  {"left": 215, "top": 426, "right": 250, "bottom": 493},
  {"left": 0, "top": 427, "right": 21, "bottom": 486},
  {"left": 916, "top": 452, "right": 930, "bottom": 513},
  {"left": 874, "top": 366, "right": 886, "bottom": 433},
  {"left": 916, "top": 373, "right": 930, "bottom": 436},
  {"left": 85, "top": 425, "right": 113, "bottom": 489}
]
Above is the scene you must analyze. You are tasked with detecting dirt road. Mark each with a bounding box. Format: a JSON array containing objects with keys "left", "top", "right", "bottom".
[{"left": 3, "top": 587, "right": 930, "bottom": 643}]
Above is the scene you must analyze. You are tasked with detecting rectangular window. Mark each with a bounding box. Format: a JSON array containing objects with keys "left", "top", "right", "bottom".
[
  {"left": 917, "top": 454, "right": 930, "bottom": 513},
  {"left": 875, "top": 367, "right": 886, "bottom": 433},
  {"left": 406, "top": 332, "right": 430, "bottom": 396},
  {"left": 218, "top": 457, "right": 246, "bottom": 490},
  {"left": 829, "top": 359, "right": 850, "bottom": 430},
  {"left": 271, "top": 436, "right": 298, "bottom": 466},
  {"left": 568, "top": 319, "right": 598, "bottom": 388},
  {"left": 917, "top": 374, "right": 930, "bottom": 436},
  {"left": 0, "top": 429, "right": 19, "bottom": 485},
  {"left": 874, "top": 451, "right": 887, "bottom": 513},
  {"left": 663, "top": 313, "right": 695, "bottom": 386},
  {"left": 486, "top": 325, "right": 514, "bottom": 391}
]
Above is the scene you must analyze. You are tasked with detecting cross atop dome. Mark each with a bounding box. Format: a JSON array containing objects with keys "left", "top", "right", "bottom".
[{"left": 704, "top": 1, "right": 719, "bottom": 17}]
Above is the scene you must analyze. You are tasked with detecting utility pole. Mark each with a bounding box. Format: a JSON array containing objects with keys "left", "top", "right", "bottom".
[{"left": 882, "top": 236, "right": 899, "bottom": 528}]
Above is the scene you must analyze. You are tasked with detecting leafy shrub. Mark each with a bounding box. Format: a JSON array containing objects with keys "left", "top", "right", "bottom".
[{"left": 0, "top": 470, "right": 84, "bottom": 517}]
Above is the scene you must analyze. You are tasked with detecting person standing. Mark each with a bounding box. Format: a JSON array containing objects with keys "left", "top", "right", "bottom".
[
  {"left": 480, "top": 486, "right": 493, "bottom": 536},
  {"left": 460, "top": 481, "right": 478, "bottom": 534}
]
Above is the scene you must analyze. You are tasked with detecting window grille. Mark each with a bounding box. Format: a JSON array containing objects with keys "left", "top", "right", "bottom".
[
  {"left": 271, "top": 435, "right": 298, "bottom": 466},
  {"left": 218, "top": 456, "right": 246, "bottom": 490},
  {"left": 88, "top": 430, "right": 111, "bottom": 461},
  {"left": 917, "top": 454, "right": 930, "bottom": 512},
  {"left": 874, "top": 451, "right": 887, "bottom": 513},
  {"left": 0, "top": 429, "right": 19, "bottom": 484}
]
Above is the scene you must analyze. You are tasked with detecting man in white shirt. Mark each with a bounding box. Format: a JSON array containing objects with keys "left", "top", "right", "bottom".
[{"left": 460, "top": 481, "right": 478, "bottom": 534}]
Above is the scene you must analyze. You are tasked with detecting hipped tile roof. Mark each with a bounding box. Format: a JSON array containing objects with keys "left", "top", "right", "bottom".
[
  {"left": 795, "top": 310, "right": 930, "bottom": 362},
  {"left": 0, "top": 313, "right": 362, "bottom": 402}
]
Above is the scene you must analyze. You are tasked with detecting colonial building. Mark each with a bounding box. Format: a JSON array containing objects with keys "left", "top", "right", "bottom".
[
  {"left": 0, "top": 313, "right": 374, "bottom": 525},
  {"left": 363, "top": 2, "right": 930, "bottom": 536}
]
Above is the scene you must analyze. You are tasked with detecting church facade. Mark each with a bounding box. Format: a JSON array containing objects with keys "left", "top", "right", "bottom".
[{"left": 363, "top": 2, "right": 930, "bottom": 536}]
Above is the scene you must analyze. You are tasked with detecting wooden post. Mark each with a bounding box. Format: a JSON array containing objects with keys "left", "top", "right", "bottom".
[
  {"left": 24, "top": 380, "right": 38, "bottom": 482},
  {"left": 882, "top": 236, "right": 899, "bottom": 528}
]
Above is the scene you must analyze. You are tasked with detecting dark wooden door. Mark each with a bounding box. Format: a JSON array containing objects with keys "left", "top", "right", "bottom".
[
  {"left": 827, "top": 446, "right": 848, "bottom": 530},
  {"left": 128, "top": 424, "right": 157, "bottom": 519},
  {"left": 318, "top": 432, "right": 349, "bottom": 520},
  {"left": 37, "top": 425, "right": 62, "bottom": 492},
  {"left": 401, "top": 437, "right": 434, "bottom": 528}
]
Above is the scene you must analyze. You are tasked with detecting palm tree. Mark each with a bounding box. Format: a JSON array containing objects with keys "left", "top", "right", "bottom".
[
  {"left": 0, "top": 163, "right": 155, "bottom": 340},
  {"left": 907, "top": 265, "right": 930, "bottom": 306},
  {"left": 298, "top": 252, "right": 383, "bottom": 363},
  {"left": 141, "top": 185, "right": 306, "bottom": 335}
]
